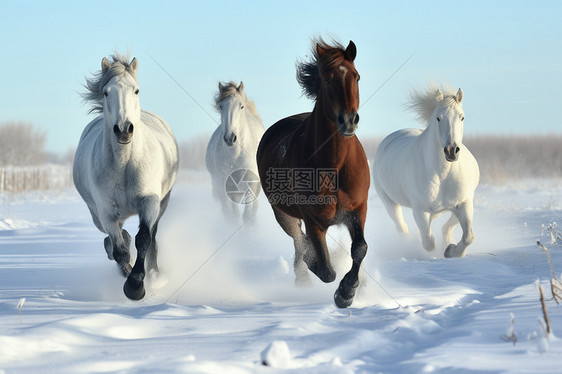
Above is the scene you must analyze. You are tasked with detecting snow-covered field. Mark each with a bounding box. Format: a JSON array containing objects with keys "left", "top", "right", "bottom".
[{"left": 1, "top": 173, "right": 562, "bottom": 373}]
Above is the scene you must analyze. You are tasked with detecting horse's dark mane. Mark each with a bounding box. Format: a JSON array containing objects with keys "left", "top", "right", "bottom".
[{"left": 296, "top": 39, "right": 346, "bottom": 100}]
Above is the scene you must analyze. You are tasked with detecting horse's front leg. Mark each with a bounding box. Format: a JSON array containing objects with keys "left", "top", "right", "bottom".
[
  {"left": 334, "top": 209, "right": 368, "bottom": 308},
  {"left": 413, "top": 208, "right": 435, "bottom": 251},
  {"left": 444, "top": 201, "right": 474, "bottom": 258},
  {"left": 124, "top": 195, "right": 161, "bottom": 300}
]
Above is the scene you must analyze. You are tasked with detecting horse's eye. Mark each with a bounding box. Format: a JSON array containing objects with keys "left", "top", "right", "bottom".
[
  {"left": 436, "top": 117, "right": 440, "bottom": 122},
  {"left": 135, "top": 89, "right": 139, "bottom": 95},
  {"left": 461, "top": 116, "right": 465, "bottom": 121},
  {"left": 240, "top": 105, "right": 244, "bottom": 110},
  {"left": 357, "top": 74, "right": 361, "bottom": 82},
  {"left": 103, "top": 91, "right": 108, "bottom": 97}
]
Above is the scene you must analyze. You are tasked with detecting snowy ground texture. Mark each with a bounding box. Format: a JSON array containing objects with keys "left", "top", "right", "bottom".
[{"left": 2, "top": 173, "right": 562, "bottom": 373}]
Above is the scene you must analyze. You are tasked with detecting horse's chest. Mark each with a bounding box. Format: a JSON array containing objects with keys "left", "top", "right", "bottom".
[
  {"left": 95, "top": 172, "right": 141, "bottom": 214},
  {"left": 426, "top": 175, "right": 465, "bottom": 211}
]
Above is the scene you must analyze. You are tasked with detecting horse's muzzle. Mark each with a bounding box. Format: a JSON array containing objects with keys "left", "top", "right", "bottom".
[
  {"left": 444, "top": 145, "right": 460, "bottom": 162},
  {"left": 114, "top": 121, "right": 134, "bottom": 145},
  {"left": 337, "top": 111, "right": 359, "bottom": 137},
  {"left": 223, "top": 132, "right": 237, "bottom": 147}
]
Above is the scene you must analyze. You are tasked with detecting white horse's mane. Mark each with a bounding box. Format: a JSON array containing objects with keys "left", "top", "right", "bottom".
[
  {"left": 408, "top": 84, "right": 460, "bottom": 125},
  {"left": 214, "top": 81, "right": 260, "bottom": 118},
  {"left": 82, "top": 52, "right": 137, "bottom": 114}
]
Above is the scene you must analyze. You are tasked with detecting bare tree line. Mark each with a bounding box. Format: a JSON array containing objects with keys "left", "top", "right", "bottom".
[
  {"left": 0, "top": 122, "right": 47, "bottom": 166},
  {"left": 0, "top": 122, "right": 72, "bottom": 193},
  {"left": 1, "top": 121, "right": 562, "bottom": 192},
  {"left": 0, "top": 166, "right": 73, "bottom": 194},
  {"left": 464, "top": 135, "right": 562, "bottom": 184}
]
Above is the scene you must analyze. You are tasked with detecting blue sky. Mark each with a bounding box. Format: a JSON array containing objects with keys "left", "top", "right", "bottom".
[{"left": 1, "top": 0, "right": 561, "bottom": 153}]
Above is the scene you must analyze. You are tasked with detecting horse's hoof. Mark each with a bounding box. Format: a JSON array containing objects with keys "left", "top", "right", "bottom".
[
  {"left": 334, "top": 288, "right": 355, "bottom": 309},
  {"left": 123, "top": 277, "right": 145, "bottom": 300},
  {"left": 444, "top": 244, "right": 466, "bottom": 258},
  {"left": 304, "top": 258, "right": 336, "bottom": 283},
  {"left": 312, "top": 266, "right": 336, "bottom": 283},
  {"left": 423, "top": 236, "right": 436, "bottom": 252}
]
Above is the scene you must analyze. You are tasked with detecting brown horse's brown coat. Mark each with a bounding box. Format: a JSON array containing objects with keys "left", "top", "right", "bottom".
[{"left": 257, "top": 40, "right": 370, "bottom": 308}]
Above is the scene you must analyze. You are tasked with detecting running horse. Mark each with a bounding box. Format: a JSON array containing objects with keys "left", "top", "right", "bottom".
[
  {"left": 373, "top": 85, "right": 479, "bottom": 258},
  {"left": 257, "top": 39, "right": 370, "bottom": 308},
  {"left": 74, "top": 53, "right": 179, "bottom": 300}
]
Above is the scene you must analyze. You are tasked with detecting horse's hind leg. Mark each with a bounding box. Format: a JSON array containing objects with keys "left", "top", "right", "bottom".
[
  {"left": 441, "top": 213, "right": 459, "bottom": 247},
  {"left": 104, "top": 230, "right": 130, "bottom": 262},
  {"left": 104, "top": 221, "right": 133, "bottom": 277},
  {"left": 334, "top": 208, "right": 368, "bottom": 308},
  {"left": 89, "top": 209, "right": 125, "bottom": 263},
  {"left": 378, "top": 190, "right": 408, "bottom": 234},
  {"left": 444, "top": 201, "right": 474, "bottom": 258},
  {"left": 146, "top": 191, "right": 171, "bottom": 274},
  {"left": 272, "top": 207, "right": 312, "bottom": 286},
  {"left": 124, "top": 195, "right": 161, "bottom": 300}
]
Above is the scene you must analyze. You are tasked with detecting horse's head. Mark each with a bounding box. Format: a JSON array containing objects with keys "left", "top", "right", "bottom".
[
  {"left": 100, "top": 56, "right": 140, "bottom": 147},
  {"left": 216, "top": 81, "right": 247, "bottom": 147},
  {"left": 432, "top": 88, "right": 464, "bottom": 162},
  {"left": 317, "top": 41, "right": 360, "bottom": 137}
]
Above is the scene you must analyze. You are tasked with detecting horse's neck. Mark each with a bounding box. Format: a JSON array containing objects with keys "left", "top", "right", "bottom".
[
  {"left": 240, "top": 113, "right": 263, "bottom": 144},
  {"left": 306, "top": 104, "right": 347, "bottom": 165},
  {"left": 417, "top": 124, "right": 452, "bottom": 176}
]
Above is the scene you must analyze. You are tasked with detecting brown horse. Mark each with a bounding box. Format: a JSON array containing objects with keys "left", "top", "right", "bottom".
[{"left": 257, "top": 39, "right": 370, "bottom": 308}]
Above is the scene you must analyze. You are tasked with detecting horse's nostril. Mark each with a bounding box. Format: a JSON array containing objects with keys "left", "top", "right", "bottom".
[
  {"left": 224, "top": 133, "right": 236, "bottom": 145},
  {"left": 353, "top": 113, "right": 360, "bottom": 125},
  {"left": 128, "top": 123, "right": 134, "bottom": 134},
  {"left": 113, "top": 124, "right": 120, "bottom": 134},
  {"left": 455, "top": 146, "right": 460, "bottom": 154},
  {"left": 338, "top": 112, "right": 345, "bottom": 124}
]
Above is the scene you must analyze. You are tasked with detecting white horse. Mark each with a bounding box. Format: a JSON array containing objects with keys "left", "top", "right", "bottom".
[
  {"left": 73, "top": 53, "right": 179, "bottom": 300},
  {"left": 373, "top": 85, "right": 479, "bottom": 258},
  {"left": 206, "top": 81, "right": 264, "bottom": 223}
]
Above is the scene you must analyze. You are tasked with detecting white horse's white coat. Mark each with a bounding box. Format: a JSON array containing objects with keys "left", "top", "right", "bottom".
[
  {"left": 73, "top": 54, "right": 178, "bottom": 299},
  {"left": 373, "top": 86, "right": 479, "bottom": 257},
  {"left": 206, "top": 82, "right": 264, "bottom": 223}
]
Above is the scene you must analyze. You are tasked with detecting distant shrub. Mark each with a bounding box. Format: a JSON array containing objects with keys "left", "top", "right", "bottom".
[
  {"left": 464, "top": 135, "right": 562, "bottom": 184},
  {"left": 179, "top": 134, "right": 210, "bottom": 170},
  {"left": 0, "top": 122, "right": 47, "bottom": 166}
]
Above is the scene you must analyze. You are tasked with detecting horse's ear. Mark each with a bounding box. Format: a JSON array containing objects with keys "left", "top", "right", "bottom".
[
  {"left": 101, "top": 57, "right": 110, "bottom": 73},
  {"left": 316, "top": 43, "right": 326, "bottom": 58},
  {"left": 129, "top": 58, "right": 138, "bottom": 74},
  {"left": 435, "top": 89, "right": 444, "bottom": 102},
  {"left": 238, "top": 81, "right": 244, "bottom": 92},
  {"left": 345, "top": 41, "right": 357, "bottom": 61},
  {"left": 219, "top": 82, "right": 225, "bottom": 92},
  {"left": 456, "top": 88, "right": 463, "bottom": 103}
]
